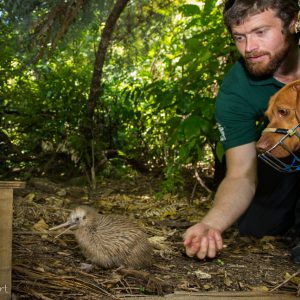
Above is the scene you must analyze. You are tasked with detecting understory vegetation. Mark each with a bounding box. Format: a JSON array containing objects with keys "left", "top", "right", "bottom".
[{"left": 0, "top": 0, "right": 238, "bottom": 192}]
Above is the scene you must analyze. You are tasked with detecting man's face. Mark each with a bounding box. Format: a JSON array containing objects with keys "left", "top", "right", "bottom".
[{"left": 231, "top": 9, "right": 293, "bottom": 77}]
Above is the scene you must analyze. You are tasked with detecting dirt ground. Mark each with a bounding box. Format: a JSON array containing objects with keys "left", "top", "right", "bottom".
[{"left": 11, "top": 175, "right": 300, "bottom": 299}]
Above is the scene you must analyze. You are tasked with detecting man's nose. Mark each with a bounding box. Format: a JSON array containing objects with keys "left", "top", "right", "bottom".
[{"left": 245, "top": 36, "right": 258, "bottom": 53}]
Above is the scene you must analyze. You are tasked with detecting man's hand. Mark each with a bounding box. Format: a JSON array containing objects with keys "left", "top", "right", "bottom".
[
  {"left": 183, "top": 144, "right": 257, "bottom": 260},
  {"left": 183, "top": 222, "right": 223, "bottom": 259}
]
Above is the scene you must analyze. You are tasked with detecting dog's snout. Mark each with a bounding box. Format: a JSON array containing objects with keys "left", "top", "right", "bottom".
[{"left": 256, "top": 137, "right": 272, "bottom": 153}]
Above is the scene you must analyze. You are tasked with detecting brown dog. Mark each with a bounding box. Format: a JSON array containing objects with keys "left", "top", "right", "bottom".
[{"left": 256, "top": 80, "right": 300, "bottom": 171}]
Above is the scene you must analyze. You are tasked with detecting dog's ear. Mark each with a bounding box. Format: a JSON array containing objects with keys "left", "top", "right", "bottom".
[
  {"left": 293, "top": 81, "right": 300, "bottom": 117},
  {"left": 297, "top": 88, "right": 300, "bottom": 118}
]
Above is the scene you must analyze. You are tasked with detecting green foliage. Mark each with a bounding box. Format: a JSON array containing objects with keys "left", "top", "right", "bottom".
[
  {"left": 117, "top": 0, "right": 236, "bottom": 192},
  {"left": 0, "top": 26, "right": 95, "bottom": 176},
  {"left": 0, "top": 0, "right": 236, "bottom": 190}
]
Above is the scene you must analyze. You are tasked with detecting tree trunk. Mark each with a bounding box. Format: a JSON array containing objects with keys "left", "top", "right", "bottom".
[
  {"left": 87, "top": 0, "right": 131, "bottom": 118},
  {"left": 84, "top": 0, "right": 130, "bottom": 188}
]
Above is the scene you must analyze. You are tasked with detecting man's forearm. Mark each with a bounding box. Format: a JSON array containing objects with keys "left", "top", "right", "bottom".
[{"left": 201, "top": 176, "right": 256, "bottom": 233}]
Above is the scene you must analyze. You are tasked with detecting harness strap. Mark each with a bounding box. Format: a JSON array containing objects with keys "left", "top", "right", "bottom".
[
  {"left": 262, "top": 128, "right": 288, "bottom": 134},
  {"left": 262, "top": 124, "right": 300, "bottom": 138}
]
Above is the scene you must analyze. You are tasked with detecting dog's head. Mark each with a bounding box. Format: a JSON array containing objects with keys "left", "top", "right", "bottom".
[
  {"left": 256, "top": 80, "right": 300, "bottom": 158},
  {"left": 256, "top": 80, "right": 300, "bottom": 157}
]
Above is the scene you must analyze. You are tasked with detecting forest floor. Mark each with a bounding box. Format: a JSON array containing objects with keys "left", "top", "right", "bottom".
[{"left": 11, "top": 174, "right": 300, "bottom": 299}]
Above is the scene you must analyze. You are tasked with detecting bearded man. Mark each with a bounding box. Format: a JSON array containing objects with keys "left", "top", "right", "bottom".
[{"left": 183, "top": 0, "right": 300, "bottom": 262}]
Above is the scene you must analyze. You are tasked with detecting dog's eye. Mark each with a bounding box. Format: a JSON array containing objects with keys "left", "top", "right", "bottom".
[{"left": 277, "top": 108, "right": 289, "bottom": 117}]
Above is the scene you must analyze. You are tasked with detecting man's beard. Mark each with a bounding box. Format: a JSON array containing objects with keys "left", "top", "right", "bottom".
[{"left": 244, "top": 36, "right": 292, "bottom": 77}]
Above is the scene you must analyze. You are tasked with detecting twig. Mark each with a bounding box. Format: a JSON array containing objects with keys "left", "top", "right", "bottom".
[
  {"left": 30, "top": 289, "right": 54, "bottom": 300},
  {"left": 13, "top": 231, "right": 73, "bottom": 235},
  {"left": 194, "top": 168, "right": 212, "bottom": 195},
  {"left": 269, "top": 270, "right": 300, "bottom": 292},
  {"left": 116, "top": 267, "right": 170, "bottom": 295},
  {"left": 190, "top": 181, "right": 197, "bottom": 202},
  {"left": 14, "top": 265, "right": 118, "bottom": 299},
  {"left": 13, "top": 280, "right": 69, "bottom": 291}
]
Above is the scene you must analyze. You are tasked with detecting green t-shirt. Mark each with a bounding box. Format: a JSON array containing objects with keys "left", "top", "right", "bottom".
[{"left": 215, "top": 59, "right": 284, "bottom": 151}]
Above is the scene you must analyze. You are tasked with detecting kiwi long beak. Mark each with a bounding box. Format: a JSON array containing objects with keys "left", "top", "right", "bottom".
[
  {"left": 49, "top": 221, "right": 73, "bottom": 231},
  {"left": 49, "top": 220, "right": 77, "bottom": 239}
]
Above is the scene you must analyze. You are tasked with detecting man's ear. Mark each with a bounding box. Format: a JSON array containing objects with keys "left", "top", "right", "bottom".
[{"left": 289, "top": 15, "right": 298, "bottom": 34}]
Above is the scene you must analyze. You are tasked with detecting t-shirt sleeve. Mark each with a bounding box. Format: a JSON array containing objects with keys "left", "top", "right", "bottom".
[{"left": 215, "top": 86, "right": 258, "bottom": 151}]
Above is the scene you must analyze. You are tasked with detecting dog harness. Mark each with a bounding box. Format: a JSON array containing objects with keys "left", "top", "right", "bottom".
[{"left": 258, "top": 122, "right": 300, "bottom": 172}]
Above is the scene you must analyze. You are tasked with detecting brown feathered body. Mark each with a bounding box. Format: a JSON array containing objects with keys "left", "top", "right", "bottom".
[{"left": 67, "top": 206, "right": 153, "bottom": 269}]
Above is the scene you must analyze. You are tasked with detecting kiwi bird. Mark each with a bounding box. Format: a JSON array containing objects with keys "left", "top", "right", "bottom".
[{"left": 50, "top": 206, "right": 153, "bottom": 269}]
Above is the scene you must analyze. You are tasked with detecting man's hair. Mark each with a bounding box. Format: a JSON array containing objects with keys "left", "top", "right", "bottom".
[{"left": 223, "top": 0, "right": 299, "bottom": 33}]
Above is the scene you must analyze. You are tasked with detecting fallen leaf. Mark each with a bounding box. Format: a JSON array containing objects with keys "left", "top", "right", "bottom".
[
  {"left": 56, "top": 189, "right": 67, "bottom": 196},
  {"left": 203, "top": 284, "right": 211, "bottom": 290},
  {"left": 35, "top": 266, "right": 45, "bottom": 272},
  {"left": 251, "top": 286, "right": 269, "bottom": 292},
  {"left": 57, "top": 251, "right": 72, "bottom": 256},
  {"left": 285, "top": 272, "right": 300, "bottom": 285},
  {"left": 32, "top": 218, "right": 49, "bottom": 232},
  {"left": 148, "top": 236, "right": 169, "bottom": 250},
  {"left": 194, "top": 270, "right": 211, "bottom": 279},
  {"left": 24, "top": 193, "right": 36, "bottom": 202},
  {"left": 224, "top": 275, "right": 233, "bottom": 287}
]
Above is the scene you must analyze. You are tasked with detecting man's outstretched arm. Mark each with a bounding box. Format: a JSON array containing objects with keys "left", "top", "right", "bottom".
[{"left": 183, "top": 142, "right": 257, "bottom": 259}]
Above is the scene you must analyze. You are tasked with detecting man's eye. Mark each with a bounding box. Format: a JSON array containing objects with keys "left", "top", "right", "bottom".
[
  {"left": 233, "top": 35, "right": 244, "bottom": 42},
  {"left": 256, "top": 30, "right": 264, "bottom": 36}
]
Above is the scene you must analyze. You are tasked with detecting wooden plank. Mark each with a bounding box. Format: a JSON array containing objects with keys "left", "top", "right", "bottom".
[
  {"left": 0, "top": 181, "right": 26, "bottom": 189},
  {"left": 120, "top": 296, "right": 299, "bottom": 300},
  {"left": 0, "top": 189, "right": 13, "bottom": 300},
  {"left": 119, "top": 292, "right": 299, "bottom": 300}
]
